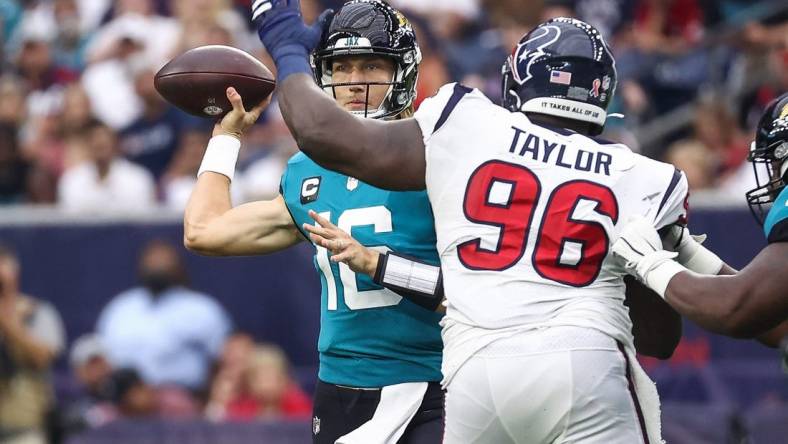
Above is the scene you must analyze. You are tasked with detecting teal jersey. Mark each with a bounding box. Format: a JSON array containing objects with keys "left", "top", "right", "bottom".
[
  {"left": 764, "top": 186, "right": 788, "bottom": 243},
  {"left": 280, "top": 153, "right": 443, "bottom": 387}
]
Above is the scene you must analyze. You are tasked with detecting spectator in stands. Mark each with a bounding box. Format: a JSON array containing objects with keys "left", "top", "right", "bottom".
[
  {"left": 742, "top": 19, "right": 788, "bottom": 50},
  {"left": 171, "top": 0, "right": 250, "bottom": 52},
  {"left": 0, "top": 75, "right": 27, "bottom": 127},
  {"left": 57, "top": 84, "right": 95, "bottom": 172},
  {"left": 739, "top": 47, "right": 788, "bottom": 132},
  {"left": 11, "top": 13, "right": 78, "bottom": 114},
  {"left": 540, "top": 0, "right": 638, "bottom": 41},
  {"left": 100, "top": 366, "right": 200, "bottom": 421},
  {"left": 236, "top": 105, "right": 298, "bottom": 202},
  {"left": 663, "top": 139, "right": 715, "bottom": 190},
  {"left": 57, "top": 119, "right": 156, "bottom": 212},
  {"left": 205, "top": 332, "right": 255, "bottom": 421},
  {"left": 59, "top": 83, "right": 94, "bottom": 138},
  {"left": 0, "top": 123, "right": 33, "bottom": 204},
  {"left": 0, "top": 123, "right": 54, "bottom": 204},
  {"left": 541, "top": 0, "right": 575, "bottom": 21},
  {"left": 96, "top": 240, "right": 231, "bottom": 392},
  {"left": 483, "top": 0, "right": 542, "bottom": 30},
  {"left": 0, "top": 244, "right": 65, "bottom": 444},
  {"left": 118, "top": 65, "right": 186, "bottom": 179},
  {"left": 59, "top": 334, "right": 116, "bottom": 433},
  {"left": 161, "top": 129, "right": 206, "bottom": 210},
  {"left": 22, "top": 97, "right": 70, "bottom": 182},
  {"left": 85, "top": 0, "right": 179, "bottom": 68},
  {"left": 406, "top": 19, "right": 450, "bottom": 108},
  {"left": 50, "top": 0, "right": 92, "bottom": 72},
  {"left": 70, "top": 335, "right": 112, "bottom": 401},
  {"left": 691, "top": 97, "right": 754, "bottom": 194},
  {"left": 221, "top": 344, "right": 311, "bottom": 421},
  {"left": 104, "top": 368, "right": 157, "bottom": 419},
  {"left": 80, "top": 29, "right": 145, "bottom": 130},
  {"left": 616, "top": 0, "right": 708, "bottom": 117},
  {"left": 392, "top": 0, "right": 479, "bottom": 39},
  {"left": 81, "top": 0, "right": 179, "bottom": 130}
]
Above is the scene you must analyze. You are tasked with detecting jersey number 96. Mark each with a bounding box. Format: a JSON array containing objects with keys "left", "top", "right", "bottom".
[{"left": 458, "top": 160, "right": 619, "bottom": 287}]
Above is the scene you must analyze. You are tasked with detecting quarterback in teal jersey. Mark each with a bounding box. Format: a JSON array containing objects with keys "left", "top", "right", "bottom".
[
  {"left": 614, "top": 93, "right": 788, "bottom": 346},
  {"left": 185, "top": 2, "right": 445, "bottom": 443}
]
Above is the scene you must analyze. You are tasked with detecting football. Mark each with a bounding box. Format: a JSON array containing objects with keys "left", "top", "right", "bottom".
[{"left": 154, "top": 45, "right": 276, "bottom": 118}]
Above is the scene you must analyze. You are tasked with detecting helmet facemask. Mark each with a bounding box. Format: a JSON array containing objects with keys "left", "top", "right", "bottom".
[
  {"left": 746, "top": 139, "right": 788, "bottom": 225},
  {"left": 312, "top": 39, "right": 419, "bottom": 120},
  {"left": 746, "top": 93, "right": 788, "bottom": 225},
  {"left": 310, "top": 0, "right": 422, "bottom": 121}
]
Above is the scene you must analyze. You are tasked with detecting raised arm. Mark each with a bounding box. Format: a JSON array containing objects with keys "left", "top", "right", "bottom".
[
  {"left": 251, "top": 1, "right": 426, "bottom": 190},
  {"left": 183, "top": 88, "right": 303, "bottom": 256},
  {"left": 278, "top": 75, "right": 426, "bottom": 190}
]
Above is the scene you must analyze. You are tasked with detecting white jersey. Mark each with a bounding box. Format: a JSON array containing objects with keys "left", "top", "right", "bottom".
[{"left": 413, "top": 84, "right": 688, "bottom": 383}]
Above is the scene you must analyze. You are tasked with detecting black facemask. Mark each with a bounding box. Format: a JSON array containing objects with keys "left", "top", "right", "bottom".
[{"left": 140, "top": 270, "right": 177, "bottom": 295}]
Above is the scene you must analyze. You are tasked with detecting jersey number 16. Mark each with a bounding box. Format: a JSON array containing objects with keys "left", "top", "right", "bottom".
[{"left": 315, "top": 207, "right": 401, "bottom": 311}]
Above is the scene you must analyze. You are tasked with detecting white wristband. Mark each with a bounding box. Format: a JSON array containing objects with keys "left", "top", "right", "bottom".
[
  {"left": 198, "top": 135, "right": 241, "bottom": 182},
  {"left": 645, "top": 260, "right": 687, "bottom": 299},
  {"left": 681, "top": 245, "right": 724, "bottom": 275},
  {"left": 382, "top": 253, "right": 441, "bottom": 296}
]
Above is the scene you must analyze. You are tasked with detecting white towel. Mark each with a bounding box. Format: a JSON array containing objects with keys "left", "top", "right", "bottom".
[
  {"left": 625, "top": 346, "right": 665, "bottom": 444},
  {"left": 335, "top": 382, "right": 429, "bottom": 444}
]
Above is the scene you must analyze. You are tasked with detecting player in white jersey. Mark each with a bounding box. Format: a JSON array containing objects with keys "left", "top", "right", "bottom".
[
  {"left": 250, "top": 4, "right": 704, "bottom": 442},
  {"left": 415, "top": 83, "right": 688, "bottom": 443}
]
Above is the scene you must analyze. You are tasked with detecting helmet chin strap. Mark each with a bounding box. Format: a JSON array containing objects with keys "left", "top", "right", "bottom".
[{"left": 780, "top": 158, "right": 788, "bottom": 182}]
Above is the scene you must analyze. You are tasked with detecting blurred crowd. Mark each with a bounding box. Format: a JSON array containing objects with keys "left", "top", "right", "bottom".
[
  {"left": 0, "top": 239, "right": 311, "bottom": 443},
  {"left": 0, "top": 0, "right": 785, "bottom": 210}
]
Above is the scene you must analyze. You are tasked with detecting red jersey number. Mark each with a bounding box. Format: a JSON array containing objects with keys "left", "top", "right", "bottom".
[{"left": 458, "top": 160, "right": 619, "bottom": 287}]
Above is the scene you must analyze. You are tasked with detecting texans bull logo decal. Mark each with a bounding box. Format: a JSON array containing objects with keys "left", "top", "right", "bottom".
[{"left": 511, "top": 25, "right": 562, "bottom": 85}]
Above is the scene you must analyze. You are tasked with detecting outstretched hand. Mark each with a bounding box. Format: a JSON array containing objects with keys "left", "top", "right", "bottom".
[
  {"left": 213, "top": 87, "right": 270, "bottom": 139},
  {"left": 303, "top": 210, "right": 380, "bottom": 277},
  {"left": 251, "top": 0, "right": 333, "bottom": 81},
  {"left": 613, "top": 216, "right": 677, "bottom": 273}
]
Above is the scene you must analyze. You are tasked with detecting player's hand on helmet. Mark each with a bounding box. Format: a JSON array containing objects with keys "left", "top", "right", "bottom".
[
  {"left": 612, "top": 215, "right": 678, "bottom": 283},
  {"left": 212, "top": 87, "right": 270, "bottom": 139},
  {"left": 303, "top": 210, "right": 379, "bottom": 277},
  {"left": 251, "top": 0, "right": 333, "bottom": 61}
]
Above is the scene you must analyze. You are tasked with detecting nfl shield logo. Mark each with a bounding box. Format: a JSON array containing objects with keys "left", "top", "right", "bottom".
[
  {"left": 347, "top": 177, "right": 359, "bottom": 191},
  {"left": 312, "top": 416, "right": 321, "bottom": 435}
]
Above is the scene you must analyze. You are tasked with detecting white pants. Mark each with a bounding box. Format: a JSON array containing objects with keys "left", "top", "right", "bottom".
[{"left": 444, "top": 327, "right": 652, "bottom": 444}]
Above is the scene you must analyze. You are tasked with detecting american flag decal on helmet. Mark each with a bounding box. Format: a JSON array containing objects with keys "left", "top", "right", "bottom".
[{"left": 550, "top": 70, "right": 572, "bottom": 85}]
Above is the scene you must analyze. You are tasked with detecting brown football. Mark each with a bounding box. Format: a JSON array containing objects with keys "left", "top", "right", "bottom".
[{"left": 154, "top": 45, "right": 276, "bottom": 118}]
